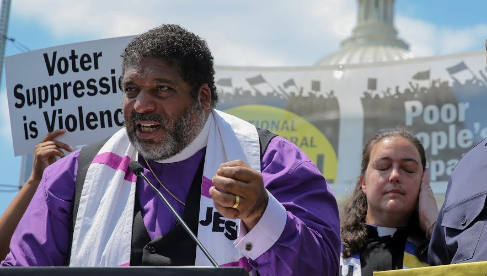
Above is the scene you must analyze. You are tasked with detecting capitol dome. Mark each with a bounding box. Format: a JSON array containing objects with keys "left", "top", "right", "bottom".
[{"left": 315, "top": 0, "right": 413, "bottom": 66}]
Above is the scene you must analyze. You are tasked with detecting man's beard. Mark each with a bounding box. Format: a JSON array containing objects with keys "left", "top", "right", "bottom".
[{"left": 124, "top": 101, "right": 206, "bottom": 160}]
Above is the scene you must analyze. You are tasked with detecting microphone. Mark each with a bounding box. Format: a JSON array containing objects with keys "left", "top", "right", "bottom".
[{"left": 129, "top": 160, "right": 219, "bottom": 267}]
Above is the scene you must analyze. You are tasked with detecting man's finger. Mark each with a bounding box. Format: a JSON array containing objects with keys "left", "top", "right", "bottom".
[
  {"left": 41, "top": 129, "right": 67, "bottom": 143},
  {"left": 216, "top": 165, "right": 258, "bottom": 183},
  {"left": 211, "top": 175, "right": 247, "bottom": 198},
  {"left": 212, "top": 201, "right": 239, "bottom": 219},
  {"left": 218, "top": 159, "right": 247, "bottom": 168},
  {"left": 37, "top": 146, "right": 66, "bottom": 160},
  {"left": 209, "top": 186, "right": 243, "bottom": 209},
  {"left": 38, "top": 140, "right": 73, "bottom": 152},
  {"left": 51, "top": 140, "right": 73, "bottom": 152}
]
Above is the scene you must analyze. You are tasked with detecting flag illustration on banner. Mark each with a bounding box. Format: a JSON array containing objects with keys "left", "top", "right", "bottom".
[
  {"left": 446, "top": 61, "right": 468, "bottom": 75},
  {"left": 283, "top": 78, "right": 296, "bottom": 88},
  {"left": 412, "top": 70, "right": 430, "bottom": 80},
  {"left": 216, "top": 78, "right": 232, "bottom": 87},
  {"left": 245, "top": 74, "right": 284, "bottom": 98},
  {"left": 311, "top": 80, "right": 321, "bottom": 92},
  {"left": 368, "top": 78, "right": 377, "bottom": 90},
  {"left": 246, "top": 74, "right": 267, "bottom": 85}
]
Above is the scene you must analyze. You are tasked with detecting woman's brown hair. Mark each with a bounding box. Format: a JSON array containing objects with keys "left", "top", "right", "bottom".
[{"left": 341, "top": 128, "right": 427, "bottom": 258}]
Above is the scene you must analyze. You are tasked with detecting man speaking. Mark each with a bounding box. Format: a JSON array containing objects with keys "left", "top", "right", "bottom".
[{"left": 2, "top": 24, "right": 340, "bottom": 276}]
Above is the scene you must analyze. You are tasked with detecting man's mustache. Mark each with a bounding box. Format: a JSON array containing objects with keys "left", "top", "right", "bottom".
[{"left": 131, "top": 112, "right": 164, "bottom": 124}]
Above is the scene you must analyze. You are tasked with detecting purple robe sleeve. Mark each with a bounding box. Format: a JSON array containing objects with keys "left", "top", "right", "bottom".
[
  {"left": 1, "top": 151, "right": 80, "bottom": 266},
  {"left": 248, "top": 137, "right": 341, "bottom": 275}
]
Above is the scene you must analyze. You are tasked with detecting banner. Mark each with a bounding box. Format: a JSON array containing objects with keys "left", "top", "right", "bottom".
[
  {"left": 215, "top": 52, "right": 487, "bottom": 185},
  {"left": 373, "top": 260, "right": 487, "bottom": 276},
  {"left": 6, "top": 36, "right": 487, "bottom": 187}
]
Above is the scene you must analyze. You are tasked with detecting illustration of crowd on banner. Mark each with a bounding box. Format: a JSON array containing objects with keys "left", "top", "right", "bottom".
[
  {"left": 361, "top": 60, "right": 487, "bottom": 182},
  {"left": 5, "top": 36, "right": 487, "bottom": 188},
  {"left": 215, "top": 54, "right": 487, "bottom": 185}
]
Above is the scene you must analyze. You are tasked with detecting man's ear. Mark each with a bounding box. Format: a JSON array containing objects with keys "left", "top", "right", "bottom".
[
  {"left": 360, "top": 176, "right": 366, "bottom": 195},
  {"left": 198, "top": 84, "right": 212, "bottom": 110}
]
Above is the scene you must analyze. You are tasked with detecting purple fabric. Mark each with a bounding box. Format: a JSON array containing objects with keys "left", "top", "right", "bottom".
[
  {"left": 92, "top": 152, "right": 136, "bottom": 182},
  {"left": 137, "top": 149, "right": 205, "bottom": 239},
  {"left": 201, "top": 176, "right": 212, "bottom": 198},
  {"left": 220, "top": 257, "right": 253, "bottom": 271},
  {"left": 1, "top": 136, "right": 340, "bottom": 276}
]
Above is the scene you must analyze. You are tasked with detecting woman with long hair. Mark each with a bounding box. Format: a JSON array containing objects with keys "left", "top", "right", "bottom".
[{"left": 340, "top": 128, "right": 438, "bottom": 276}]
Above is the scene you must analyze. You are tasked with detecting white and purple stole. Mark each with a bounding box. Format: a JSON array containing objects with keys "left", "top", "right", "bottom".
[{"left": 70, "top": 110, "right": 259, "bottom": 273}]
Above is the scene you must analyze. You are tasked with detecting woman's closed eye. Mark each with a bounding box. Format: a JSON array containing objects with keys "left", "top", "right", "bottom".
[
  {"left": 375, "top": 164, "right": 391, "bottom": 171},
  {"left": 401, "top": 164, "right": 419, "bottom": 174}
]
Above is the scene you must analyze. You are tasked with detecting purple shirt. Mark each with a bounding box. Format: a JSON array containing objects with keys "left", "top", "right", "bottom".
[{"left": 2, "top": 136, "right": 340, "bottom": 275}]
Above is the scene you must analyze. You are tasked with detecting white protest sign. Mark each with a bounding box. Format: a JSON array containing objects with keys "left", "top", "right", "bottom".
[{"left": 6, "top": 36, "right": 135, "bottom": 156}]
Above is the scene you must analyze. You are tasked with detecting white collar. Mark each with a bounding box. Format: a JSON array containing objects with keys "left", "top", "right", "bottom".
[
  {"left": 376, "top": 226, "right": 398, "bottom": 237},
  {"left": 155, "top": 114, "right": 212, "bottom": 164}
]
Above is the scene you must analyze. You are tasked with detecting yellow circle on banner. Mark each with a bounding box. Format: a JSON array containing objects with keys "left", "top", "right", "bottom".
[{"left": 224, "top": 105, "right": 338, "bottom": 184}]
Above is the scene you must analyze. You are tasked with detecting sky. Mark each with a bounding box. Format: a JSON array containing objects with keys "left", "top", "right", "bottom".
[{"left": 0, "top": 0, "right": 486, "bottom": 214}]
